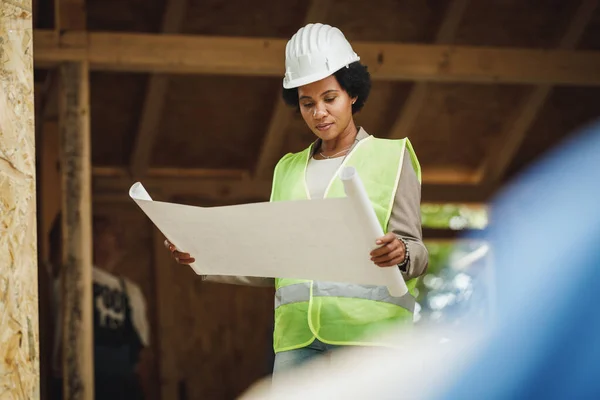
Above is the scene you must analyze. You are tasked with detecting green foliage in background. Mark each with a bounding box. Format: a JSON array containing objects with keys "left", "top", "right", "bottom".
[
  {"left": 413, "top": 204, "right": 491, "bottom": 325},
  {"left": 421, "top": 203, "right": 488, "bottom": 230}
]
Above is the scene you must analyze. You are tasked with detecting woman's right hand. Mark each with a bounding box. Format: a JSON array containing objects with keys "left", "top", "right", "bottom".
[{"left": 164, "top": 239, "right": 196, "bottom": 265}]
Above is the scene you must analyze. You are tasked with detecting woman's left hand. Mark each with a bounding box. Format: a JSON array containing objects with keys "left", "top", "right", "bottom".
[{"left": 370, "top": 232, "right": 406, "bottom": 267}]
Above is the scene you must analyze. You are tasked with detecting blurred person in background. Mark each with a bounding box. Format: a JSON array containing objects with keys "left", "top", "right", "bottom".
[
  {"left": 49, "top": 214, "right": 152, "bottom": 399},
  {"left": 164, "top": 22, "right": 429, "bottom": 378}
]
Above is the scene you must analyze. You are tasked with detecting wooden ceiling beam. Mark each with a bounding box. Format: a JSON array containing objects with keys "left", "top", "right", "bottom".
[
  {"left": 93, "top": 166, "right": 249, "bottom": 180},
  {"left": 254, "top": 0, "right": 332, "bottom": 180},
  {"left": 480, "top": 0, "right": 599, "bottom": 184},
  {"left": 92, "top": 174, "right": 495, "bottom": 204},
  {"left": 92, "top": 166, "right": 478, "bottom": 185},
  {"left": 129, "top": 0, "right": 189, "bottom": 180},
  {"left": 422, "top": 166, "right": 482, "bottom": 184},
  {"left": 254, "top": 99, "right": 293, "bottom": 180},
  {"left": 33, "top": 30, "right": 600, "bottom": 86},
  {"left": 389, "top": 0, "right": 469, "bottom": 140}
]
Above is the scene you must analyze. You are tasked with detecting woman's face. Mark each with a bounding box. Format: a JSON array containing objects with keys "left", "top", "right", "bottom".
[{"left": 297, "top": 75, "right": 356, "bottom": 141}]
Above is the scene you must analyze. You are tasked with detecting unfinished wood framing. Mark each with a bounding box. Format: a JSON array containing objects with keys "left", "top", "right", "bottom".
[
  {"left": 0, "top": 1, "right": 40, "bottom": 397},
  {"left": 254, "top": 0, "right": 332, "bottom": 179},
  {"left": 39, "top": 0, "right": 88, "bottom": 256},
  {"left": 152, "top": 227, "right": 179, "bottom": 400},
  {"left": 480, "top": 0, "right": 598, "bottom": 184},
  {"left": 389, "top": 0, "right": 469, "bottom": 140},
  {"left": 93, "top": 174, "right": 495, "bottom": 204},
  {"left": 95, "top": 165, "right": 474, "bottom": 183},
  {"left": 59, "top": 61, "right": 94, "bottom": 400},
  {"left": 33, "top": 30, "right": 600, "bottom": 86},
  {"left": 39, "top": 121, "right": 62, "bottom": 261},
  {"left": 129, "top": 0, "right": 189, "bottom": 179},
  {"left": 39, "top": 70, "right": 60, "bottom": 120},
  {"left": 94, "top": 166, "right": 249, "bottom": 179}
]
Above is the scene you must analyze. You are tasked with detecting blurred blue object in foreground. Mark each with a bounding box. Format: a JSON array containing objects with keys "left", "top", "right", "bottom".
[{"left": 441, "top": 119, "right": 600, "bottom": 400}]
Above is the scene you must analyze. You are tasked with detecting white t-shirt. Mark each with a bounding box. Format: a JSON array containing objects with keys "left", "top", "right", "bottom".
[
  {"left": 51, "top": 267, "right": 150, "bottom": 374},
  {"left": 305, "top": 156, "right": 345, "bottom": 199}
]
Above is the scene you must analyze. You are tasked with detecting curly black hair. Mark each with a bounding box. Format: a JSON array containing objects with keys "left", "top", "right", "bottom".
[{"left": 281, "top": 62, "right": 371, "bottom": 114}]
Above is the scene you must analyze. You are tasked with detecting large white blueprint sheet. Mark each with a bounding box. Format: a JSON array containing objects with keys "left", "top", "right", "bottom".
[{"left": 129, "top": 167, "right": 408, "bottom": 297}]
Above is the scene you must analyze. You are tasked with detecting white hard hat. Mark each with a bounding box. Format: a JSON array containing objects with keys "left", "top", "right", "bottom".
[{"left": 283, "top": 23, "right": 361, "bottom": 89}]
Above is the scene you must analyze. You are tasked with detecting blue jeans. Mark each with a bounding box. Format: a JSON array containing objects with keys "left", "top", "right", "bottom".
[{"left": 272, "top": 339, "right": 339, "bottom": 377}]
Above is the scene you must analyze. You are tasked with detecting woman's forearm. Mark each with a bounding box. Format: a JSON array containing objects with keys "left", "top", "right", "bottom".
[{"left": 388, "top": 148, "right": 429, "bottom": 281}]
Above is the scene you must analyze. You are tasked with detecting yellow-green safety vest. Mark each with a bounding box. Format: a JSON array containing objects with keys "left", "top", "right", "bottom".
[{"left": 270, "top": 135, "right": 422, "bottom": 353}]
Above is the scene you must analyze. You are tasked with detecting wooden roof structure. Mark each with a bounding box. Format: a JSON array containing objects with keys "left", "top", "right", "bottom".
[
  {"left": 33, "top": 0, "right": 600, "bottom": 207},
  {"left": 28, "top": 1, "right": 600, "bottom": 398}
]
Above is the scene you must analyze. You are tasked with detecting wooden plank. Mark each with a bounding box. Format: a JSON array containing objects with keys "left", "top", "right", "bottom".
[
  {"left": 254, "top": 97, "right": 294, "bottom": 180},
  {"left": 36, "top": 120, "right": 61, "bottom": 400},
  {"left": 39, "top": 69, "right": 59, "bottom": 120},
  {"left": 59, "top": 61, "right": 94, "bottom": 400},
  {"left": 93, "top": 166, "right": 248, "bottom": 179},
  {"left": 33, "top": 30, "right": 600, "bottom": 86},
  {"left": 422, "top": 166, "right": 482, "bottom": 184},
  {"left": 34, "top": 30, "right": 85, "bottom": 67},
  {"left": 480, "top": 0, "right": 598, "bottom": 184},
  {"left": 421, "top": 183, "right": 496, "bottom": 204},
  {"left": 0, "top": 1, "right": 39, "bottom": 397},
  {"left": 151, "top": 227, "right": 179, "bottom": 400},
  {"left": 254, "top": 0, "right": 332, "bottom": 179},
  {"left": 93, "top": 175, "right": 495, "bottom": 204},
  {"left": 129, "top": 0, "right": 189, "bottom": 179},
  {"left": 94, "top": 165, "right": 477, "bottom": 184},
  {"left": 389, "top": 0, "right": 469, "bottom": 139},
  {"left": 39, "top": 121, "right": 62, "bottom": 261}
]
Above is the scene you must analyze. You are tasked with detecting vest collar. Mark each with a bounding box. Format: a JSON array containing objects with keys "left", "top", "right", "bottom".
[{"left": 309, "top": 126, "right": 370, "bottom": 158}]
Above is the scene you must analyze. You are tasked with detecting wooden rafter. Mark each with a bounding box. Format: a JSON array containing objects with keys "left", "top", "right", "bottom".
[
  {"left": 254, "top": 0, "right": 332, "bottom": 180},
  {"left": 93, "top": 165, "right": 470, "bottom": 184},
  {"left": 480, "top": 0, "right": 599, "bottom": 184},
  {"left": 38, "top": 69, "right": 59, "bottom": 120},
  {"left": 33, "top": 30, "right": 600, "bottom": 86},
  {"left": 92, "top": 173, "right": 496, "bottom": 204},
  {"left": 129, "top": 0, "right": 189, "bottom": 179},
  {"left": 389, "top": 0, "right": 469, "bottom": 140},
  {"left": 93, "top": 178, "right": 495, "bottom": 204},
  {"left": 93, "top": 166, "right": 249, "bottom": 180}
]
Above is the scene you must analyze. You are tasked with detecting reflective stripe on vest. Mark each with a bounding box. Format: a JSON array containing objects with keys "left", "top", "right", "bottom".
[
  {"left": 270, "top": 132, "right": 422, "bottom": 352},
  {"left": 275, "top": 282, "right": 416, "bottom": 312}
]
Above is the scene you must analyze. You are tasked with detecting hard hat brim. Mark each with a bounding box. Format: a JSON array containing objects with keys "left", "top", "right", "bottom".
[
  {"left": 283, "top": 69, "right": 334, "bottom": 89},
  {"left": 282, "top": 56, "right": 361, "bottom": 89}
]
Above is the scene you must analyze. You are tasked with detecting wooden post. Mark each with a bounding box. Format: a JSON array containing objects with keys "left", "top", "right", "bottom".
[
  {"left": 39, "top": 120, "right": 62, "bottom": 261},
  {"left": 0, "top": 1, "right": 40, "bottom": 398},
  {"left": 36, "top": 119, "right": 61, "bottom": 400},
  {"left": 59, "top": 61, "right": 94, "bottom": 400},
  {"left": 152, "top": 227, "right": 179, "bottom": 400},
  {"left": 129, "top": 0, "right": 189, "bottom": 179}
]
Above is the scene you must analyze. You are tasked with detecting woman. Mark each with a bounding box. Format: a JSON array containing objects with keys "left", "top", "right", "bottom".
[{"left": 165, "top": 23, "right": 428, "bottom": 375}]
